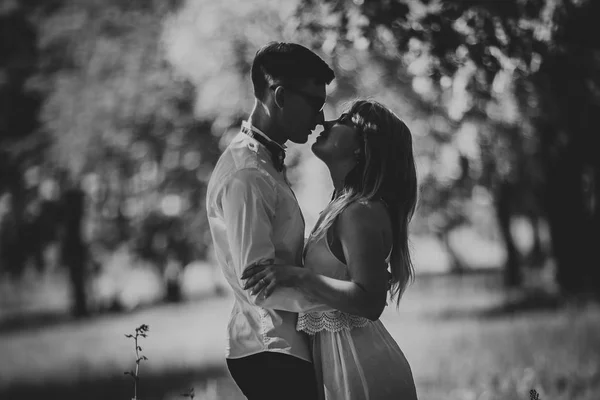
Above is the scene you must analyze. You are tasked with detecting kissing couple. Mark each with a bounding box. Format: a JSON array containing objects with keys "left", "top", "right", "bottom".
[{"left": 206, "top": 42, "right": 419, "bottom": 400}]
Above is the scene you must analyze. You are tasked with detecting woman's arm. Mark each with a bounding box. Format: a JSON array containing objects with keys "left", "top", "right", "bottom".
[
  {"left": 243, "top": 201, "right": 391, "bottom": 320},
  {"left": 297, "top": 271, "right": 383, "bottom": 320}
]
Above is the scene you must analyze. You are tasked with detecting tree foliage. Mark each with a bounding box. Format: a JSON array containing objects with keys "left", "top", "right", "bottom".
[
  {"left": 295, "top": 0, "right": 600, "bottom": 292},
  {"left": 31, "top": 0, "right": 189, "bottom": 176}
]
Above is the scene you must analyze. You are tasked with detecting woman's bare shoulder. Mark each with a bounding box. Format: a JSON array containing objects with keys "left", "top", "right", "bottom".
[{"left": 338, "top": 199, "right": 391, "bottom": 232}]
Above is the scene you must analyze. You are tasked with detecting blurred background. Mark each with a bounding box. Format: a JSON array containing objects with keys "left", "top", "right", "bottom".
[{"left": 1, "top": 0, "right": 599, "bottom": 399}]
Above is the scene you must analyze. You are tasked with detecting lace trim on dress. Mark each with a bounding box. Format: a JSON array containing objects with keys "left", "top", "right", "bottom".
[{"left": 297, "top": 311, "right": 370, "bottom": 335}]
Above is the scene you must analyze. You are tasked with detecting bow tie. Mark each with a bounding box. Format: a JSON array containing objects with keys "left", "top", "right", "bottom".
[{"left": 241, "top": 125, "right": 286, "bottom": 172}]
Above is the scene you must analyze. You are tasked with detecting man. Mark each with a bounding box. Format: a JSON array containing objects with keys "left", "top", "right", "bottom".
[{"left": 206, "top": 42, "right": 335, "bottom": 399}]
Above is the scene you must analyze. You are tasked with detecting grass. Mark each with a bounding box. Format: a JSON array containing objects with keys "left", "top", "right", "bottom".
[{"left": 1, "top": 269, "right": 599, "bottom": 400}]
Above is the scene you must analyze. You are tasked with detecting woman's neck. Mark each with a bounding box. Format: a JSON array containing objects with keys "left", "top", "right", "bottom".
[{"left": 329, "top": 162, "right": 355, "bottom": 195}]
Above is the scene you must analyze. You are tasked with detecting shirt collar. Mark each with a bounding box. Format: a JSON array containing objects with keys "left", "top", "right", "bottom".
[{"left": 241, "top": 120, "right": 287, "bottom": 151}]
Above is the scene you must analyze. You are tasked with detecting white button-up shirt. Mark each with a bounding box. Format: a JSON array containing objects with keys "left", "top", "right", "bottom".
[{"left": 206, "top": 126, "right": 328, "bottom": 362}]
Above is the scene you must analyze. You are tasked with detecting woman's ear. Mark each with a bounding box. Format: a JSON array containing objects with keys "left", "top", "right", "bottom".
[{"left": 273, "top": 86, "right": 285, "bottom": 109}]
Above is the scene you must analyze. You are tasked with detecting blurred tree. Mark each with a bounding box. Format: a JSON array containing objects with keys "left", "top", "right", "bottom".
[
  {"left": 0, "top": 0, "right": 62, "bottom": 279},
  {"left": 21, "top": 0, "right": 219, "bottom": 310},
  {"left": 60, "top": 187, "right": 88, "bottom": 316},
  {"left": 163, "top": 0, "right": 494, "bottom": 271},
  {"left": 33, "top": 0, "right": 183, "bottom": 176},
  {"left": 0, "top": 1, "right": 35, "bottom": 278},
  {"left": 296, "top": 0, "right": 599, "bottom": 295},
  {"left": 0, "top": 0, "right": 40, "bottom": 146},
  {"left": 161, "top": 0, "right": 301, "bottom": 136}
]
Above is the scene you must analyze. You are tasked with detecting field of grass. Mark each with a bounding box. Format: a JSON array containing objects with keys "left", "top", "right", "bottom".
[{"left": 1, "top": 268, "right": 599, "bottom": 400}]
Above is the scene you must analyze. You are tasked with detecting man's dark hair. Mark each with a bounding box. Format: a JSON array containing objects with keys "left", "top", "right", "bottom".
[{"left": 251, "top": 42, "right": 335, "bottom": 100}]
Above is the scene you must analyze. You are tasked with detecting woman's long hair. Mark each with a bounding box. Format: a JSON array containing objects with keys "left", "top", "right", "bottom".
[{"left": 307, "top": 100, "right": 418, "bottom": 306}]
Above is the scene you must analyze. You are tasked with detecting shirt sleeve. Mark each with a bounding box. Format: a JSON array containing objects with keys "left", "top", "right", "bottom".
[{"left": 220, "top": 168, "right": 332, "bottom": 312}]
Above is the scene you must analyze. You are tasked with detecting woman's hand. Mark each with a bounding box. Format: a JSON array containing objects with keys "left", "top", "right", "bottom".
[{"left": 241, "top": 260, "right": 307, "bottom": 298}]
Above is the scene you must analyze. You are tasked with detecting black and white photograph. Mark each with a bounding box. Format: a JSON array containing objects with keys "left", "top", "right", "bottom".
[{"left": 1, "top": 0, "right": 599, "bottom": 399}]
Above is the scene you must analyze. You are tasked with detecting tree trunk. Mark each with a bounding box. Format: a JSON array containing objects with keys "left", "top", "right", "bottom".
[
  {"left": 590, "top": 163, "right": 600, "bottom": 297},
  {"left": 495, "top": 182, "right": 521, "bottom": 287},
  {"left": 61, "top": 188, "right": 89, "bottom": 318},
  {"left": 526, "top": 212, "right": 545, "bottom": 269},
  {"left": 536, "top": 50, "right": 599, "bottom": 297},
  {"left": 544, "top": 148, "right": 593, "bottom": 295},
  {"left": 435, "top": 229, "right": 464, "bottom": 274}
]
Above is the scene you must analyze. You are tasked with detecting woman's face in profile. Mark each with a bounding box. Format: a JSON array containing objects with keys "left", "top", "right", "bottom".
[{"left": 311, "top": 113, "right": 361, "bottom": 164}]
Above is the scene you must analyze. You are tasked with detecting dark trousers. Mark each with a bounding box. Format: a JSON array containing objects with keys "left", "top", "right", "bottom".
[{"left": 226, "top": 352, "right": 319, "bottom": 400}]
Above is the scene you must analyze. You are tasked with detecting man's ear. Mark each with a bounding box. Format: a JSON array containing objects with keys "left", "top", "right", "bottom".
[{"left": 273, "top": 86, "right": 285, "bottom": 109}]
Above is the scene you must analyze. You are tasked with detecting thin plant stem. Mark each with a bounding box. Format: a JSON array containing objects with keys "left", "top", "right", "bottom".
[{"left": 125, "top": 324, "right": 149, "bottom": 400}]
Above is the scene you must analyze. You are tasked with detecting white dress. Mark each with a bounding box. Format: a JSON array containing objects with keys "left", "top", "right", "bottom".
[{"left": 297, "top": 234, "right": 418, "bottom": 400}]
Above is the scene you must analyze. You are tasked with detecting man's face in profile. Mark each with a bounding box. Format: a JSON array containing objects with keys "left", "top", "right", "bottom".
[{"left": 280, "top": 80, "right": 327, "bottom": 144}]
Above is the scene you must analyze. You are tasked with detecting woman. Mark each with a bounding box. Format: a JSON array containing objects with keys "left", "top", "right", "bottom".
[{"left": 242, "top": 99, "right": 419, "bottom": 400}]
